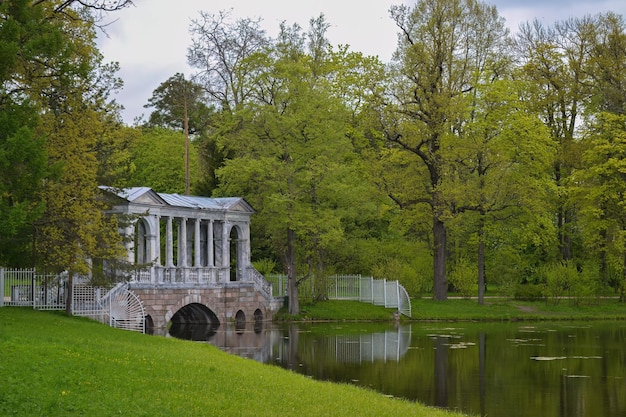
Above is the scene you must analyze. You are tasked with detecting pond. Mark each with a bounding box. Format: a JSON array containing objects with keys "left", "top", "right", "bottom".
[{"left": 167, "top": 320, "right": 626, "bottom": 417}]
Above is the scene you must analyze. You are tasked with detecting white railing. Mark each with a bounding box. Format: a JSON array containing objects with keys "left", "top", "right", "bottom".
[
  {"left": 247, "top": 267, "right": 273, "bottom": 300},
  {"left": 1, "top": 268, "right": 145, "bottom": 333},
  {"left": 266, "top": 274, "right": 412, "bottom": 317},
  {"left": 130, "top": 266, "right": 232, "bottom": 285},
  {"left": 1, "top": 268, "right": 67, "bottom": 309}
]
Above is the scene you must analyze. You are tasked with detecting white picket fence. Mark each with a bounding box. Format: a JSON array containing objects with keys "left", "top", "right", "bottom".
[
  {"left": 0, "top": 268, "right": 145, "bottom": 333},
  {"left": 266, "top": 274, "right": 412, "bottom": 317}
]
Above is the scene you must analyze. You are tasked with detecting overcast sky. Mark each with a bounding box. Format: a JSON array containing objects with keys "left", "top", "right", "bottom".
[{"left": 96, "top": 0, "right": 626, "bottom": 124}]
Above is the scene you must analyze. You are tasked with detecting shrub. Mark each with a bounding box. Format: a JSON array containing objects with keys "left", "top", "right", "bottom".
[
  {"left": 371, "top": 257, "right": 430, "bottom": 298},
  {"left": 448, "top": 258, "right": 477, "bottom": 299},
  {"left": 252, "top": 258, "right": 276, "bottom": 276},
  {"left": 513, "top": 283, "right": 546, "bottom": 301}
]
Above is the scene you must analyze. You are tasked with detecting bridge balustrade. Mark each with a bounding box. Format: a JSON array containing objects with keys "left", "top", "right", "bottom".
[{"left": 130, "top": 266, "right": 267, "bottom": 287}]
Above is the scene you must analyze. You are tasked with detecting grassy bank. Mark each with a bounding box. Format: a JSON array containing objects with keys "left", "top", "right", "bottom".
[
  {"left": 285, "top": 298, "right": 626, "bottom": 321},
  {"left": 0, "top": 308, "right": 465, "bottom": 417}
]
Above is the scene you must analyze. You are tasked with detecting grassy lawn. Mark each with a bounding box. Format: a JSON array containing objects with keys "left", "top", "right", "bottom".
[
  {"left": 0, "top": 307, "right": 465, "bottom": 417},
  {"left": 410, "top": 297, "right": 626, "bottom": 321},
  {"left": 281, "top": 297, "right": 626, "bottom": 322},
  {"left": 275, "top": 300, "right": 398, "bottom": 321}
]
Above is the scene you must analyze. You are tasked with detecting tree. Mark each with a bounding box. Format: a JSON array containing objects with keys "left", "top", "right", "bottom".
[
  {"left": 515, "top": 15, "right": 599, "bottom": 260},
  {"left": 23, "top": 2, "right": 128, "bottom": 314},
  {"left": 576, "top": 113, "right": 626, "bottom": 299},
  {"left": 145, "top": 73, "right": 211, "bottom": 195},
  {"left": 589, "top": 13, "right": 626, "bottom": 115},
  {"left": 188, "top": 10, "right": 268, "bottom": 111},
  {"left": 127, "top": 127, "right": 199, "bottom": 194},
  {"left": 212, "top": 18, "right": 363, "bottom": 315},
  {"left": 444, "top": 79, "right": 555, "bottom": 304},
  {"left": 382, "top": 0, "right": 510, "bottom": 300}
]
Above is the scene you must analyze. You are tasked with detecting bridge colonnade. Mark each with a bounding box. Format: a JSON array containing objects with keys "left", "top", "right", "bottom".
[{"left": 102, "top": 187, "right": 280, "bottom": 331}]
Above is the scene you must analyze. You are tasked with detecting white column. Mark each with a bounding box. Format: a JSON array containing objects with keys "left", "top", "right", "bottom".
[
  {"left": 221, "top": 223, "right": 229, "bottom": 268},
  {"left": 194, "top": 218, "right": 201, "bottom": 267},
  {"left": 166, "top": 216, "right": 174, "bottom": 267},
  {"left": 125, "top": 224, "right": 135, "bottom": 264},
  {"left": 154, "top": 215, "right": 161, "bottom": 265},
  {"left": 207, "top": 220, "right": 214, "bottom": 267},
  {"left": 179, "top": 217, "right": 188, "bottom": 267}
]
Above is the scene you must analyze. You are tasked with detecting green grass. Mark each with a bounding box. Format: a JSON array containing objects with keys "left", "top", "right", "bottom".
[
  {"left": 275, "top": 300, "right": 398, "bottom": 321},
  {"left": 0, "top": 307, "right": 466, "bottom": 417},
  {"left": 279, "top": 297, "right": 626, "bottom": 322},
  {"left": 410, "top": 297, "right": 626, "bottom": 321}
]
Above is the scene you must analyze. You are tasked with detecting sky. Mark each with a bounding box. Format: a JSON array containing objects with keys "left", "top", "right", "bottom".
[{"left": 96, "top": 0, "right": 626, "bottom": 124}]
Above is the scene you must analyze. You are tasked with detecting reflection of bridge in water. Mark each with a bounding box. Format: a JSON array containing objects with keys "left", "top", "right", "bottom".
[
  {"left": 319, "top": 327, "right": 412, "bottom": 363},
  {"left": 167, "top": 323, "right": 412, "bottom": 365}
]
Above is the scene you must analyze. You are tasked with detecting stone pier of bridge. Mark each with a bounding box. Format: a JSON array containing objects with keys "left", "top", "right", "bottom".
[{"left": 130, "top": 282, "right": 279, "bottom": 331}]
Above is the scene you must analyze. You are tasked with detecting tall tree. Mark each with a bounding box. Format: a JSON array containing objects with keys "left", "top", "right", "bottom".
[
  {"left": 444, "top": 79, "right": 555, "bottom": 304},
  {"left": 188, "top": 10, "right": 268, "bottom": 111},
  {"left": 0, "top": 0, "right": 50, "bottom": 265},
  {"left": 213, "top": 18, "right": 359, "bottom": 315},
  {"left": 145, "top": 73, "right": 210, "bottom": 195},
  {"left": 23, "top": 2, "right": 128, "bottom": 313},
  {"left": 127, "top": 127, "right": 199, "bottom": 194},
  {"left": 589, "top": 13, "right": 626, "bottom": 115},
  {"left": 576, "top": 113, "right": 626, "bottom": 299},
  {"left": 515, "top": 15, "right": 599, "bottom": 260},
  {"left": 382, "top": 0, "right": 509, "bottom": 300}
]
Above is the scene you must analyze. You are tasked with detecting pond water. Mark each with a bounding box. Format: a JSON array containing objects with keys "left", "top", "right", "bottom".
[{"left": 167, "top": 320, "right": 626, "bottom": 417}]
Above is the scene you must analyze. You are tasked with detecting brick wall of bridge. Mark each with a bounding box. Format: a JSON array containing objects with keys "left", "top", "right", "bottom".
[{"left": 129, "top": 283, "right": 278, "bottom": 330}]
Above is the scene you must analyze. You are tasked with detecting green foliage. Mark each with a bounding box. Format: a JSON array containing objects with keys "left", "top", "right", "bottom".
[
  {"left": 0, "top": 1, "right": 129, "bottom": 271},
  {"left": 127, "top": 127, "right": 200, "bottom": 194},
  {"left": 371, "top": 257, "right": 431, "bottom": 297},
  {"left": 538, "top": 261, "right": 602, "bottom": 305},
  {"left": 448, "top": 258, "right": 477, "bottom": 298},
  {"left": 513, "top": 283, "right": 546, "bottom": 301},
  {"left": 539, "top": 262, "right": 577, "bottom": 304},
  {"left": 252, "top": 258, "right": 277, "bottom": 276}
]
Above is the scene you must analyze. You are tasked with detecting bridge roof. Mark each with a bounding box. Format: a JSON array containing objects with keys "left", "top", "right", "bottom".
[{"left": 101, "top": 186, "right": 254, "bottom": 214}]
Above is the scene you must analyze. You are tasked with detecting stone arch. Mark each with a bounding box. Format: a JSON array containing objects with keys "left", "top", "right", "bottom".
[
  {"left": 144, "top": 314, "right": 154, "bottom": 335},
  {"left": 165, "top": 294, "right": 220, "bottom": 325},
  {"left": 235, "top": 310, "right": 246, "bottom": 332},
  {"left": 253, "top": 308, "right": 264, "bottom": 322},
  {"left": 170, "top": 302, "right": 219, "bottom": 325},
  {"left": 228, "top": 224, "right": 243, "bottom": 281},
  {"left": 135, "top": 218, "right": 151, "bottom": 264},
  {"left": 253, "top": 308, "right": 264, "bottom": 333},
  {"left": 167, "top": 301, "right": 220, "bottom": 341}
]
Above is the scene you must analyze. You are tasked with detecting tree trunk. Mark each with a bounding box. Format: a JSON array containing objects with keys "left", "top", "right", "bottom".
[
  {"left": 477, "top": 215, "right": 485, "bottom": 305},
  {"left": 65, "top": 271, "right": 74, "bottom": 316},
  {"left": 621, "top": 248, "right": 626, "bottom": 303},
  {"left": 433, "top": 215, "right": 447, "bottom": 301},
  {"left": 183, "top": 96, "right": 190, "bottom": 196},
  {"left": 478, "top": 239, "right": 485, "bottom": 305},
  {"left": 287, "top": 228, "right": 299, "bottom": 315}
]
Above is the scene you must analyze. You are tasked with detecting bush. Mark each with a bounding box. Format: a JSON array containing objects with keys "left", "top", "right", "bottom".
[
  {"left": 252, "top": 258, "right": 276, "bottom": 276},
  {"left": 448, "top": 258, "right": 477, "bottom": 299},
  {"left": 537, "top": 260, "right": 601, "bottom": 305},
  {"left": 371, "top": 257, "right": 430, "bottom": 298},
  {"left": 569, "top": 261, "right": 601, "bottom": 306},
  {"left": 513, "top": 283, "right": 546, "bottom": 301}
]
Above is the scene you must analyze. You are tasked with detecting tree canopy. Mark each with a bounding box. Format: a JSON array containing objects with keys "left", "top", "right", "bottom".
[{"left": 3, "top": 0, "right": 626, "bottom": 312}]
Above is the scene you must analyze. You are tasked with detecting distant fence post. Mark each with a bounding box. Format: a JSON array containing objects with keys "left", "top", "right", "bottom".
[
  {"left": 0, "top": 268, "right": 4, "bottom": 308},
  {"left": 383, "top": 278, "right": 387, "bottom": 308},
  {"left": 31, "top": 270, "right": 36, "bottom": 309}
]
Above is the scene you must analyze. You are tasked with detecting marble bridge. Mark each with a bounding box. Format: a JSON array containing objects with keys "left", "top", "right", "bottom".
[{"left": 103, "top": 187, "right": 282, "bottom": 332}]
